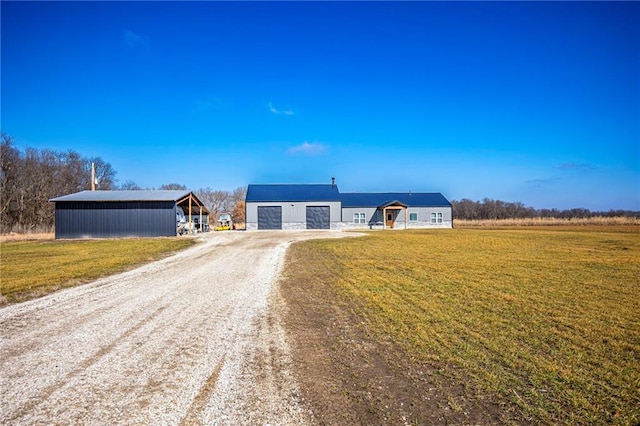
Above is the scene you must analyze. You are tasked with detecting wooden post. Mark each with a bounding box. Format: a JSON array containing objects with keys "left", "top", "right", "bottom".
[
  {"left": 189, "top": 196, "right": 193, "bottom": 235},
  {"left": 383, "top": 207, "right": 386, "bottom": 229},
  {"left": 405, "top": 207, "right": 408, "bottom": 230}
]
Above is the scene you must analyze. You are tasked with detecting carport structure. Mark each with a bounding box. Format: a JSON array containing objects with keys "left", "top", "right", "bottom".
[
  {"left": 175, "top": 192, "right": 209, "bottom": 233},
  {"left": 50, "top": 190, "right": 209, "bottom": 239}
]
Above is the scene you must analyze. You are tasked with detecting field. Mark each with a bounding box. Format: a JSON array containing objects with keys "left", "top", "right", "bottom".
[
  {"left": 0, "top": 237, "right": 195, "bottom": 304},
  {"left": 454, "top": 217, "right": 639, "bottom": 227},
  {"left": 282, "top": 226, "right": 640, "bottom": 424}
]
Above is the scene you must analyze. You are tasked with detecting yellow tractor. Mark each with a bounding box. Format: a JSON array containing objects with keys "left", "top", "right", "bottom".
[{"left": 215, "top": 213, "right": 233, "bottom": 231}]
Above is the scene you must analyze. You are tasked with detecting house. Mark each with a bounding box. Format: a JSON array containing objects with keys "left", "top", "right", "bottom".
[
  {"left": 245, "top": 183, "right": 452, "bottom": 230},
  {"left": 49, "top": 190, "right": 209, "bottom": 239},
  {"left": 340, "top": 192, "right": 453, "bottom": 229}
]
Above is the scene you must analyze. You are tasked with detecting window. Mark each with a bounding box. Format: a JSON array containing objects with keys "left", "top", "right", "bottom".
[
  {"left": 353, "top": 212, "right": 366, "bottom": 224},
  {"left": 409, "top": 212, "right": 418, "bottom": 222},
  {"left": 437, "top": 212, "right": 443, "bottom": 223},
  {"left": 431, "top": 212, "right": 437, "bottom": 223}
]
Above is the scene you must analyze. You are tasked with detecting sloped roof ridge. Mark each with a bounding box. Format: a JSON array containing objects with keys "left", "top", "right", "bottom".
[{"left": 49, "top": 189, "right": 195, "bottom": 202}]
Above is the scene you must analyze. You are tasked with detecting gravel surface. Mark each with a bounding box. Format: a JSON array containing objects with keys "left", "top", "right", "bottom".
[{"left": 0, "top": 231, "right": 351, "bottom": 425}]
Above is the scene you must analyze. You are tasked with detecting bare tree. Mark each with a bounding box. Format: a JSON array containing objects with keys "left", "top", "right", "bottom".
[
  {"left": 232, "top": 200, "right": 245, "bottom": 224},
  {"left": 231, "top": 186, "right": 247, "bottom": 205},
  {"left": 194, "top": 188, "right": 231, "bottom": 221},
  {"left": 88, "top": 157, "right": 116, "bottom": 190},
  {"left": 0, "top": 134, "right": 118, "bottom": 233},
  {"left": 160, "top": 183, "right": 187, "bottom": 190},
  {"left": 119, "top": 180, "right": 142, "bottom": 190},
  {"left": 1, "top": 133, "right": 23, "bottom": 232}
]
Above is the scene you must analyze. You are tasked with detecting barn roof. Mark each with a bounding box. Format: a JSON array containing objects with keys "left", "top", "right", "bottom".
[
  {"left": 246, "top": 184, "right": 341, "bottom": 202},
  {"left": 50, "top": 190, "right": 197, "bottom": 203},
  {"left": 340, "top": 192, "right": 451, "bottom": 208}
]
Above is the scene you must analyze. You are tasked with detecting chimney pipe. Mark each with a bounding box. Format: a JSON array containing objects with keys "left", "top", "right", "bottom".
[{"left": 331, "top": 177, "right": 335, "bottom": 186}]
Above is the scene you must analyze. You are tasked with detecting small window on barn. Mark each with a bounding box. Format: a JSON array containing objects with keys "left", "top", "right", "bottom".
[
  {"left": 431, "top": 212, "right": 437, "bottom": 223},
  {"left": 437, "top": 212, "right": 443, "bottom": 223},
  {"left": 409, "top": 212, "right": 418, "bottom": 222},
  {"left": 353, "top": 213, "right": 366, "bottom": 224}
]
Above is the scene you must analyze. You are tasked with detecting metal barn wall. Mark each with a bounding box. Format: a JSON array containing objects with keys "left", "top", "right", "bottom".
[
  {"left": 55, "top": 201, "right": 177, "bottom": 238},
  {"left": 246, "top": 201, "right": 341, "bottom": 230}
]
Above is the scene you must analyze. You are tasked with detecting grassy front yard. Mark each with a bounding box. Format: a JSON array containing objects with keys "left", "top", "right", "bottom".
[
  {"left": 1, "top": 238, "right": 195, "bottom": 304},
  {"left": 286, "top": 226, "right": 639, "bottom": 424}
]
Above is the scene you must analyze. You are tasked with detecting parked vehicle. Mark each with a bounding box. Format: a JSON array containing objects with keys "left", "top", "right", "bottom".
[
  {"left": 215, "top": 213, "right": 232, "bottom": 231},
  {"left": 193, "top": 216, "right": 209, "bottom": 232},
  {"left": 176, "top": 207, "right": 187, "bottom": 235}
]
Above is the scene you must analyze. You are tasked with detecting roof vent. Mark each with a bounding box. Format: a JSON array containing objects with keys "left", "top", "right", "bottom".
[{"left": 331, "top": 177, "right": 336, "bottom": 186}]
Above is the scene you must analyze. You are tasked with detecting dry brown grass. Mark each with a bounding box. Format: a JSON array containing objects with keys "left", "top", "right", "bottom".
[
  {"left": 288, "top": 226, "right": 640, "bottom": 424},
  {"left": 1, "top": 238, "right": 196, "bottom": 304},
  {"left": 0, "top": 232, "right": 55, "bottom": 242},
  {"left": 455, "top": 216, "right": 639, "bottom": 227}
]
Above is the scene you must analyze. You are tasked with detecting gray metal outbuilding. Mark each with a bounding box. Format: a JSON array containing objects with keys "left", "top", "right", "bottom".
[
  {"left": 49, "top": 190, "right": 208, "bottom": 239},
  {"left": 245, "top": 184, "right": 342, "bottom": 230}
]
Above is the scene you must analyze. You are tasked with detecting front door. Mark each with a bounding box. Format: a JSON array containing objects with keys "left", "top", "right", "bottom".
[{"left": 386, "top": 211, "right": 394, "bottom": 228}]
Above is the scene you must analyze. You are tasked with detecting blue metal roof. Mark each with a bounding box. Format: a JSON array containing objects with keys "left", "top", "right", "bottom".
[
  {"left": 246, "top": 184, "right": 341, "bottom": 202},
  {"left": 340, "top": 193, "right": 451, "bottom": 208}
]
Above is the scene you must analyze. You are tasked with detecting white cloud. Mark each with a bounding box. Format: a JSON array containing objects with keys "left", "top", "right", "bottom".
[
  {"left": 268, "top": 102, "right": 294, "bottom": 115},
  {"left": 122, "top": 30, "right": 147, "bottom": 48},
  {"left": 288, "top": 141, "right": 327, "bottom": 156}
]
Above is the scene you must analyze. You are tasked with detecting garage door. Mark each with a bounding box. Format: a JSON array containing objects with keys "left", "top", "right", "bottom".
[
  {"left": 306, "top": 206, "right": 330, "bottom": 229},
  {"left": 258, "top": 206, "right": 282, "bottom": 230}
]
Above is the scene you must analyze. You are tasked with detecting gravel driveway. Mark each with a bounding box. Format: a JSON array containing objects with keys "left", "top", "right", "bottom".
[{"left": 0, "top": 231, "right": 350, "bottom": 425}]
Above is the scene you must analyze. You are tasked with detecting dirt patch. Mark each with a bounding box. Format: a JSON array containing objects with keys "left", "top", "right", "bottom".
[{"left": 280, "top": 242, "right": 518, "bottom": 425}]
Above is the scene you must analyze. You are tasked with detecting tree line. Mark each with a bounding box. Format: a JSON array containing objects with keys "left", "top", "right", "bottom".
[
  {"left": 451, "top": 198, "right": 638, "bottom": 220},
  {"left": 1, "top": 134, "right": 246, "bottom": 233},
  {"left": 2, "top": 133, "right": 637, "bottom": 233}
]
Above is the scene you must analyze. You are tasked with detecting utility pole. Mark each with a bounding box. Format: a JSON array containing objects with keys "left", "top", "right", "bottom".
[{"left": 91, "top": 162, "right": 96, "bottom": 191}]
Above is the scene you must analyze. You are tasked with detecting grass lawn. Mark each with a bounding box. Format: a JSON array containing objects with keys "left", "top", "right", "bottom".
[
  {"left": 0, "top": 238, "right": 195, "bottom": 304},
  {"left": 290, "top": 226, "right": 639, "bottom": 424}
]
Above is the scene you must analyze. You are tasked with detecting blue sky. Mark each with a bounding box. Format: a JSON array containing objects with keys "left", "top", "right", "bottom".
[{"left": 2, "top": 1, "right": 638, "bottom": 210}]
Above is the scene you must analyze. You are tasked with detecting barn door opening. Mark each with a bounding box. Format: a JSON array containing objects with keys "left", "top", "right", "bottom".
[
  {"left": 257, "top": 206, "right": 282, "bottom": 230},
  {"left": 306, "top": 206, "right": 330, "bottom": 229}
]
